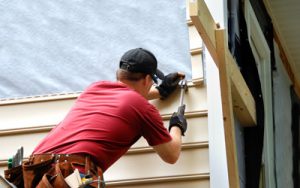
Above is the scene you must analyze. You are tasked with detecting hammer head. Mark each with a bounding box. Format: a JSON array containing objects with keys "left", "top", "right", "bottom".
[
  {"left": 179, "top": 79, "right": 188, "bottom": 91},
  {"left": 177, "top": 79, "right": 187, "bottom": 114}
]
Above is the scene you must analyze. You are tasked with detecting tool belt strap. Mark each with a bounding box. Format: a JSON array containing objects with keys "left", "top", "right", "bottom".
[{"left": 29, "top": 154, "right": 103, "bottom": 176}]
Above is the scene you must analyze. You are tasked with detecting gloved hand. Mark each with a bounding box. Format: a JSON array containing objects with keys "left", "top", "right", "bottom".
[
  {"left": 169, "top": 112, "right": 187, "bottom": 136},
  {"left": 156, "top": 72, "right": 185, "bottom": 99}
]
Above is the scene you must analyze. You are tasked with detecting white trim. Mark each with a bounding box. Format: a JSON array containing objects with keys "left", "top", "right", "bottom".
[
  {"left": 0, "top": 92, "right": 80, "bottom": 105},
  {"left": 206, "top": 52, "right": 229, "bottom": 188},
  {"left": 244, "top": 1, "right": 275, "bottom": 187},
  {"left": 204, "top": 0, "right": 230, "bottom": 187}
]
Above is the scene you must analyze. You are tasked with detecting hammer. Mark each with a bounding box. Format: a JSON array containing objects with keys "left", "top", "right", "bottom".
[{"left": 177, "top": 79, "right": 188, "bottom": 116}]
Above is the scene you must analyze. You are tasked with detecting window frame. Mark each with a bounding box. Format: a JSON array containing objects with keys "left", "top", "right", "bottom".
[{"left": 244, "top": 0, "right": 275, "bottom": 187}]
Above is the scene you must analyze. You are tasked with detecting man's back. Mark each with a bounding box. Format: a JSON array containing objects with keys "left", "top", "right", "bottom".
[
  {"left": 5, "top": 48, "right": 186, "bottom": 188},
  {"left": 33, "top": 81, "right": 171, "bottom": 171}
]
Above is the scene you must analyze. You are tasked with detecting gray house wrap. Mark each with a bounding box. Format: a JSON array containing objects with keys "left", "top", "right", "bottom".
[{"left": 0, "top": 0, "right": 191, "bottom": 99}]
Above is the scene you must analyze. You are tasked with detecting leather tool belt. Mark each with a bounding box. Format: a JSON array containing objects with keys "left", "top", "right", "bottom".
[{"left": 5, "top": 154, "right": 104, "bottom": 188}]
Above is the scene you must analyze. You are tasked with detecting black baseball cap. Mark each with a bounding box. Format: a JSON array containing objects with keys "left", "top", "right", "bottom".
[{"left": 119, "top": 48, "right": 164, "bottom": 83}]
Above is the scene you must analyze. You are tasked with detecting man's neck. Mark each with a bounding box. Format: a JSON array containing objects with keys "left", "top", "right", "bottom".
[{"left": 118, "top": 80, "right": 147, "bottom": 98}]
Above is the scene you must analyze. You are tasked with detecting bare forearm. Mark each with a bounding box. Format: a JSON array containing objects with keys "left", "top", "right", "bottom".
[
  {"left": 169, "top": 126, "right": 182, "bottom": 160},
  {"left": 153, "top": 126, "right": 182, "bottom": 164},
  {"left": 147, "top": 85, "right": 161, "bottom": 100}
]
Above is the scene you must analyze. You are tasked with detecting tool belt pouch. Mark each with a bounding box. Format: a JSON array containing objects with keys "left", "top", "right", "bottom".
[
  {"left": 22, "top": 157, "right": 54, "bottom": 188},
  {"left": 36, "top": 162, "right": 73, "bottom": 188},
  {"left": 22, "top": 156, "right": 75, "bottom": 188},
  {"left": 4, "top": 165, "right": 24, "bottom": 188}
]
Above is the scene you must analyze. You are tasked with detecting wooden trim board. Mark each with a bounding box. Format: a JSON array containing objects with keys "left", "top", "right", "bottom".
[
  {"left": 216, "top": 29, "right": 240, "bottom": 188},
  {"left": 189, "top": 0, "right": 260, "bottom": 187},
  {"left": 189, "top": 0, "right": 256, "bottom": 126}
]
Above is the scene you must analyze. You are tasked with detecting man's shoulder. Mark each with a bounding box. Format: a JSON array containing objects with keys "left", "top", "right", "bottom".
[{"left": 84, "top": 81, "right": 127, "bottom": 91}]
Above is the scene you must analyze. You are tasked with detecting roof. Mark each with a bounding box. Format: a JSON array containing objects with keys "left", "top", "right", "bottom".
[{"left": 264, "top": 0, "right": 300, "bottom": 87}]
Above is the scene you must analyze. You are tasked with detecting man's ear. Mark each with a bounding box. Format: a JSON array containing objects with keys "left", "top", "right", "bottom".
[
  {"left": 145, "top": 74, "right": 153, "bottom": 85},
  {"left": 140, "top": 75, "right": 150, "bottom": 87}
]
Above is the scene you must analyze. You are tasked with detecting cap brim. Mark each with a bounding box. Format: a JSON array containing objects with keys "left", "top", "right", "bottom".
[
  {"left": 155, "top": 69, "right": 165, "bottom": 80},
  {"left": 152, "top": 69, "right": 165, "bottom": 84}
]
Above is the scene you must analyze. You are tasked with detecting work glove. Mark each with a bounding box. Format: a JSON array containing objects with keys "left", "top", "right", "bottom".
[
  {"left": 169, "top": 112, "right": 187, "bottom": 136},
  {"left": 156, "top": 72, "right": 184, "bottom": 99}
]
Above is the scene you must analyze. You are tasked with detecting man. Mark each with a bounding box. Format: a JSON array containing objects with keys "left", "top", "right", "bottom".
[{"left": 24, "top": 48, "right": 187, "bottom": 187}]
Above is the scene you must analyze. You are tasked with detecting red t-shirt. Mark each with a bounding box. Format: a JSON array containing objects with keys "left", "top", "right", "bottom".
[{"left": 33, "top": 81, "right": 172, "bottom": 172}]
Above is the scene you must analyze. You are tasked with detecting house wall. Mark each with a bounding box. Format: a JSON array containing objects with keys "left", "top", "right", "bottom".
[
  {"left": 0, "top": 1, "right": 211, "bottom": 187},
  {"left": 273, "top": 41, "right": 293, "bottom": 187},
  {"left": 203, "top": 0, "right": 231, "bottom": 187}
]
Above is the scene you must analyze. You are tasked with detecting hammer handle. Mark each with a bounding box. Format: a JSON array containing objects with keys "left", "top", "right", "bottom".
[
  {"left": 179, "top": 88, "right": 185, "bottom": 106},
  {"left": 177, "top": 104, "right": 186, "bottom": 116}
]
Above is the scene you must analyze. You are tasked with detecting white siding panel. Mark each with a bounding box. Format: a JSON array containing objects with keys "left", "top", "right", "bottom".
[
  {"left": 191, "top": 52, "right": 204, "bottom": 82},
  {"left": 150, "top": 85, "right": 207, "bottom": 116},
  {"left": 0, "top": 99, "right": 75, "bottom": 130},
  {"left": 0, "top": 116, "right": 208, "bottom": 161},
  {"left": 189, "top": 25, "right": 203, "bottom": 49},
  {"left": 107, "top": 178, "right": 210, "bottom": 188},
  {"left": 104, "top": 148, "right": 209, "bottom": 181},
  {"left": 0, "top": 84, "right": 206, "bottom": 131},
  {"left": 0, "top": 167, "right": 5, "bottom": 177},
  {"left": 133, "top": 116, "right": 208, "bottom": 148},
  {"left": 0, "top": 132, "right": 48, "bottom": 160}
]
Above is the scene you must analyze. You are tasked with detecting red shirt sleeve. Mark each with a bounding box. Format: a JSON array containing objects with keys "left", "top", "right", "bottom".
[{"left": 140, "top": 103, "right": 172, "bottom": 146}]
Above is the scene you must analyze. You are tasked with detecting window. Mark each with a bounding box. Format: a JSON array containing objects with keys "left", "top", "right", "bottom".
[{"left": 244, "top": 0, "right": 274, "bottom": 187}]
